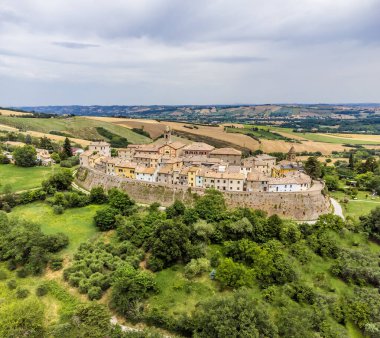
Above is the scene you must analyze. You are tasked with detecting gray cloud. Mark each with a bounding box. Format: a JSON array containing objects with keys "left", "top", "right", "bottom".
[
  {"left": 52, "top": 41, "right": 99, "bottom": 49},
  {"left": 0, "top": 0, "right": 379, "bottom": 105}
]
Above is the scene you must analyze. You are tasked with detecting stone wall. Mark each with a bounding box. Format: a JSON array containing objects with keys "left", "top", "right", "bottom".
[{"left": 76, "top": 167, "right": 330, "bottom": 221}]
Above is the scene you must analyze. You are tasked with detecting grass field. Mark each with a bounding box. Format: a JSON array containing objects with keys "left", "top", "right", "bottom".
[
  {"left": 0, "top": 116, "right": 151, "bottom": 144},
  {"left": 10, "top": 202, "right": 102, "bottom": 254},
  {"left": 225, "top": 126, "right": 291, "bottom": 141},
  {"left": 331, "top": 190, "right": 380, "bottom": 220},
  {"left": 0, "top": 164, "right": 55, "bottom": 193},
  {"left": 252, "top": 125, "right": 380, "bottom": 145}
]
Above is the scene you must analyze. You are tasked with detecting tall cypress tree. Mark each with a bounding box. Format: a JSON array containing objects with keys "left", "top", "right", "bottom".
[
  {"left": 349, "top": 153, "right": 355, "bottom": 170},
  {"left": 63, "top": 137, "right": 72, "bottom": 158}
]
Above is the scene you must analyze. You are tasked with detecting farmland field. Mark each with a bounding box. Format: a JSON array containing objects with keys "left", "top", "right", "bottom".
[{"left": 0, "top": 116, "right": 151, "bottom": 144}]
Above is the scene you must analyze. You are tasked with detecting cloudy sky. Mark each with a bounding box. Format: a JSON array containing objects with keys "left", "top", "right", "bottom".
[{"left": 0, "top": 0, "right": 379, "bottom": 105}]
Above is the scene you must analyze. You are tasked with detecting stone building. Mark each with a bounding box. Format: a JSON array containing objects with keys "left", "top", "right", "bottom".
[{"left": 209, "top": 147, "right": 242, "bottom": 165}]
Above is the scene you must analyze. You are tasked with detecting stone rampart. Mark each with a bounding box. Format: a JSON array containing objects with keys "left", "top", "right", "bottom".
[{"left": 76, "top": 167, "right": 330, "bottom": 221}]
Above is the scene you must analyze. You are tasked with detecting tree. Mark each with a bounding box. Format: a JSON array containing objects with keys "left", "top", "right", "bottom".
[
  {"left": 147, "top": 219, "right": 193, "bottom": 270},
  {"left": 193, "top": 290, "right": 278, "bottom": 338},
  {"left": 39, "top": 136, "right": 54, "bottom": 151},
  {"left": 324, "top": 175, "right": 340, "bottom": 191},
  {"left": 108, "top": 188, "right": 135, "bottom": 215},
  {"left": 94, "top": 207, "right": 119, "bottom": 231},
  {"left": 304, "top": 157, "right": 322, "bottom": 179},
  {"left": 358, "top": 157, "right": 378, "bottom": 174},
  {"left": 13, "top": 145, "right": 37, "bottom": 167},
  {"left": 360, "top": 207, "right": 380, "bottom": 241},
  {"left": 111, "top": 264, "right": 157, "bottom": 316},
  {"left": 25, "top": 134, "right": 32, "bottom": 144},
  {"left": 89, "top": 187, "right": 108, "bottom": 204},
  {"left": 166, "top": 200, "right": 186, "bottom": 218},
  {"left": 70, "top": 303, "right": 112, "bottom": 338},
  {"left": 63, "top": 137, "right": 73, "bottom": 158},
  {"left": 216, "top": 257, "right": 253, "bottom": 288},
  {"left": 42, "top": 169, "right": 73, "bottom": 192},
  {"left": 349, "top": 152, "right": 355, "bottom": 170},
  {"left": 0, "top": 299, "right": 45, "bottom": 337},
  {"left": 195, "top": 189, "right": 226, "bottom": 221}
]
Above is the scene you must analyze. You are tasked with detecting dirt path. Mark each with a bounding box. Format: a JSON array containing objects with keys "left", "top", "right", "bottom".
[{"left": 330, "top": 198, "right": 344, "bottom": 220}]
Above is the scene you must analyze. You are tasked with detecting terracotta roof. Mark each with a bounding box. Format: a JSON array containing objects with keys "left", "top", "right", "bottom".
[
  {"left": 133, "top": 153, "right": 162, "bottom": 159},
  {"left": 247, "top": 171, "right": 269, "bottom": 182},
  {"left": 160, "top": 141, "right": 186, "bottom": 150},
  {"left": 136, "top": 166, "right": 156, "bottom": 174},
  {"left": 268, "top": 173, "right": 311, "bottom": 185},
  {"left": 204, "top": 171, "right": 244, "bottom": 180},
  {"left": 254, "top": 154, "right": 276, "bottom": 161},
  {"left": 210, "top": 147, "right": 242, "bottom": 156},
  {"left": 183, "top": 142, "right": 215, "bottom": 152},
  {"left": 158, "top": 165, "right": 173, "bottom": 175},
  {"left": 90, "top": 141, "right": 110, "bottom": 147},
  {"left": 115, "top": 161, "right": 137, "bottom": 169}
]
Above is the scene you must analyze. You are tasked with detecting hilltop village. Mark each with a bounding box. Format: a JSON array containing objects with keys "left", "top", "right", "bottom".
[{"left": 80, "top": 127, "right": 312, "bottom": 193}]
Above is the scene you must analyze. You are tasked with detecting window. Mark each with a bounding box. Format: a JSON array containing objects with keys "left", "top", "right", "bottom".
[{"left": 276, "top": 187, "right": 279, "bottom": 191}]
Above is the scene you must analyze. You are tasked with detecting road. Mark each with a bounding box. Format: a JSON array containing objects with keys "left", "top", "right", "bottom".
[{"left": 330, "top": 197, "right": 344, "bottom": 220}]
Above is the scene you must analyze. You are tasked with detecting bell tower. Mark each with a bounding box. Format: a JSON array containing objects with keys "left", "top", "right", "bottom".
[
  {"left": 287, "top": 146, "right": 297, "bottom": 162},
  {"left": 164, "top": 125, "right": 172, "bottom": 144}
]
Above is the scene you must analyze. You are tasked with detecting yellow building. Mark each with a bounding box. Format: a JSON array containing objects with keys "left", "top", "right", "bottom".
[
  {"left": 114, "top": 162, "right": 137, "bottom": 179},
  {"left": 187, "top": 167, "right": 199, "bottom": 187}
]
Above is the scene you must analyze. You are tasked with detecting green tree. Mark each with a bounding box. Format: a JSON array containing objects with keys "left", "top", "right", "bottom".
[
  {"left": 70, "top": 303, "right": 112, "bottom": 338},
  {"left": 94, "top": 207, "right": 119, "bottom": 231},
  {"left": 193, "top": 290, "right": 278, "bottom": 338},
  {"left": 216, "top": 257, "right": 253, "bottom": 288},
  {"left": 324, "top": 175, "right": 340, "bottom": 191},
  {"left": 42, "top": 169, "right": 73, "bottom": 192},
  {"left": 63, "top": 137, "right": 73, "bottom": 158},
  {"left": 195, "top": 189, "right": 226, "bottom": 221},
  {"left": 89, "top": 186, "right": 108, "bottom": 204},
  {"left": 304, "top": 156, "right": 322, "bottom": 179},
  {"left": 349, "top": 152, "right": 355, "bottom": 170},
  {"left": 108, "top": 188, "right": 135, "bottom": 215},
  {"left": 25, "top": 134, "right": 32, "bottom": 144},
  {"left": 13, "top": 145, "right": 37, "bottom": 167},
  {"left": 360, "top": 207, "right": 380, "bottom": 241},
  {"left": 111, "top": 264, "right": 157, "bottom": 316},
  {"left": 0, "top": 299, "right": 45, "bottom": 337}
]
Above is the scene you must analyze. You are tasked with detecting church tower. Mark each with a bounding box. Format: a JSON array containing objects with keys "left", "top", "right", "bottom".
[
  {"left": 287, "top": 146, "right": 297, "bottom": 162},
  {"left": 164, "top": 125, "right": 172, "bottom": 144}
]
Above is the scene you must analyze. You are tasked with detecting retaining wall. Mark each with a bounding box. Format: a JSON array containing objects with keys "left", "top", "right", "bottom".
[{"left": 76, "top": 167, "right": 330, "bottom": 221}]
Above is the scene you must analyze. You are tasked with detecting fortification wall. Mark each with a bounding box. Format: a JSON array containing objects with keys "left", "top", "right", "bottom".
[{"left": 76, "top": 167, "right": 330, "bottom": 221}]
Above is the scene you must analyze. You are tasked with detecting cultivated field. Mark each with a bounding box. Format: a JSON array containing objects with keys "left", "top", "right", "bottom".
[
  {"left": 0, "top": 109, "right": 32, "bottom": 116},
  {"left": 86, "top": 117, "right": 361, "bottom": 154},
  {"left": 0, "top": 116, "right": 151, "bottom": 144}
]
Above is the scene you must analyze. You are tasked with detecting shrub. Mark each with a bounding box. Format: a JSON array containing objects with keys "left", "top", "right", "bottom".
[
  {"left": 7, "top": 260, "right": 17, "bottom": 271},
  {"left": 53, "top": 204, "right": 64, "bottom": 214},
  {"left": 50, "top": 258, "right": 64, "bottom": 271},
  {"left": 16, "top": 267, "right": 29, "bottom": 278},
  {"left": 36, "top": 284, "right": 49, "bottom": 297},
  {"left": 184, "top": 258, "right": 210, "bottom": 279},
  {"left": 7, "top": 279, "right": 17, "bottom": 290},
  {"left": 0, "top": 269, "right": 7, "bottom": 280},
  {"left": 88, "top": 286, "right": 102, "bottom": 300},
  {"left": 16, "top": 287, "right": 30, "bottom": 299}
]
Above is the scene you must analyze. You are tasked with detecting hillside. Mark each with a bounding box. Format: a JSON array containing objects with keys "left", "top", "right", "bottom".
[{"left": 0, "top": 116, "right": 151, "bottom": 145}]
